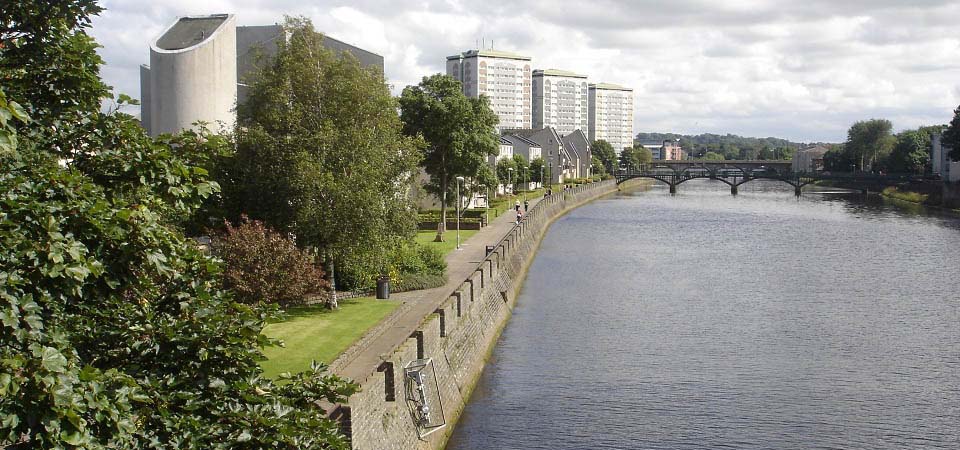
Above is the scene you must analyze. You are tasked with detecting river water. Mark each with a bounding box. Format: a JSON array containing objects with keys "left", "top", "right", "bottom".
[{"left": 446, "top": 180, "right": 960, "bottom": 450}]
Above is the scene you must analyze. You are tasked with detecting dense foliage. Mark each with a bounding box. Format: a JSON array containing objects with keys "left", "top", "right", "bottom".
[
  {"left": 1, "top": 3, "right": 356, "bottom": 447},
  {"left": 637, "top": 132, "right": 800, "bottom": 161},
  {"left": 213, "top": 218, "right": 329, "bottom": 307},
  {"left": 844, "top": 119, "right": 895, "bottom": 171},
  {"left": 943, "top": 104, "right": 960, "bottom": 162},
  {"left": 619, "top": 145, "right": 653, "bottom": 169},
  {"left": 590, "top": 140, "right": 617, "bottom": 173},
  {"left": 529, "top": 157, "right": 545, "bottom": 183},
  {"left": 227, "top": 17, "right": 422, "bottom": 294},
  {"left": 399, "top": 74, "right": 499, "bottom": 239}
]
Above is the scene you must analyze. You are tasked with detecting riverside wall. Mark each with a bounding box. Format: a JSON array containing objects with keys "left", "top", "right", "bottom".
[{"left": 344, "top": 180, "right": 619, "bottom": 450}]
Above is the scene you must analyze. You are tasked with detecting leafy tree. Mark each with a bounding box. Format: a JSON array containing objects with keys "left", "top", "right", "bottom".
[
  {"left": 496, "top": 157, "right": 518, "bottom": 190},
  {"left": 943, "top": 104, "right": 960, "bottom": 161},
  {"left": 512, "top": 154, "right": 530, "bottom": 188},
  {"left": 591, "top": 156, "right": 607, "bottom": 176},
  {"left": 591, "top": 139, "right": 617, "bottom": 173},
  {"left": 635, "top": 146, "right": 653, "bottom": 165},
  {"left": 703, "top": 151, "right": 724, "bottom": 161},
  {"left": 886, "top": 129, "right": 931, "bottom": 174},
  {"left": 619, "top": 146, "right": 641, "bottom": 170},
  {"left": 845, "top": 119, "right": 895, "bottom": 171},
  {"left": 473, "top": 163, "right": 498, "bottom": 196},
  {"left": 399, "top": 74, "right": 498, "bottom": 240},
  {"left": 823, "top": 144, "right": 856, "bottom": 172},
  {"left": 529, "top": 157, "right": 545, "bottom": 183},
  {"left": 227, "top": 17, "right": 422, "bottom": 295}
]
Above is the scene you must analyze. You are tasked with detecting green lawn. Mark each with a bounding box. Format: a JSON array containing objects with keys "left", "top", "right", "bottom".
[
  {"left": 416, "top": 230, "right": 479, "bottom": 256},
  {"left": 260, "top": 297, "right": 399, "bottom": 378}
]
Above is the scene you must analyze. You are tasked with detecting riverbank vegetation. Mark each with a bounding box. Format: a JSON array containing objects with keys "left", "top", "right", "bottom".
[
  {"left": 881, "top": 187, "right": 928, "bottom": 204},
  {"left": 0, "top": 2, "right": 356, "bottom": 446}
]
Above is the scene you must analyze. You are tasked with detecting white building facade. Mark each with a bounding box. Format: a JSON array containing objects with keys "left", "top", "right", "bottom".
[
  {"left": 532, "top": 69, "right": 588, "bottom": 136},
  {"left": 140, "top": 14, "right": 383, "bottom": 136},
  {"left": 933, "top": 133, "right": 960, "bottom": 182},
  {"left": 588, "top": 83, "right": 634, "bottom": 155},
  {"left": 446, "top": 50, "right": 532, "bottom": 131}
]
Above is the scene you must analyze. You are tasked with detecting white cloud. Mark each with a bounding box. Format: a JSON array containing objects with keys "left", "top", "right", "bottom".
[{"left": 90, "top": 0, "right": 960, "bottom": 142}]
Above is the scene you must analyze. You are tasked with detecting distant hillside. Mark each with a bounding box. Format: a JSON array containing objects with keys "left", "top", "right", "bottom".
[{"left": 636, "top": 132, "right": 823, "bottom": 160}]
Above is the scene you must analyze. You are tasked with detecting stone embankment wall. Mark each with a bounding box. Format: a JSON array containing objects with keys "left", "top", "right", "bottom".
[{"left": 344, "top": 180, "right": 618, "bottom": 450}]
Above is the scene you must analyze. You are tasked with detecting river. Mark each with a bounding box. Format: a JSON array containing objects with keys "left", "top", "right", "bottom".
[{"left": 446, "top": 180, "right": 960, "bottom": 450}]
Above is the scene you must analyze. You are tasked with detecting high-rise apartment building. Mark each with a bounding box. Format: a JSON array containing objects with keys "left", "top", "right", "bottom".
[
  {"left": 532, "top": 69, "right": 588, "bottom": 136},
  {"left": 588, "top": 83, "right": 634, "bottom": 154},
  {"left": 446, "top": 49, "right": 532, "bottom": 131}
]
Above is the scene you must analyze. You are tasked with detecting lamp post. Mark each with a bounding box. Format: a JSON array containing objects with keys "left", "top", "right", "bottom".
[
  {"left": 539, "top": 162, "right": 543, "bottom": 191},
  {"left": 508, "top": 167, "right": 514, "bottom": 195},
  {"left": 456, "top": 176, "right": 465, "bottom": 250},
  {"left": 485, "top": 185, "right": 490, "bottom": 227}
]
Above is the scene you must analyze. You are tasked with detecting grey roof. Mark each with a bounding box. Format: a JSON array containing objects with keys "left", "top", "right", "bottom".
[
  {"left": 156, "top": 15, "right": 229, "bottom": 51},
  {"left": 499, "top": 136, "right": 513, "bottom": 145},
  {"left": 562, "top": 130, "right": 590, "bottom": 160},
  {"left": 322, "top": 35, "right": 384, "bottom": 70},
  {"left": 502, "top": 133, "right": 540, "bottom": 147}
]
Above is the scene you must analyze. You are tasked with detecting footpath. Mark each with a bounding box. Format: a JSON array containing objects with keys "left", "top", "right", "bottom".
[{"left": 329, "top": 195, "right": 543, "bottom": 382}]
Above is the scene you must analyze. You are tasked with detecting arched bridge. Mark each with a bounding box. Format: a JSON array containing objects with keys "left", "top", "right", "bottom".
[{"left": 614, "top": 161, "right": 915, "bottom": 196}]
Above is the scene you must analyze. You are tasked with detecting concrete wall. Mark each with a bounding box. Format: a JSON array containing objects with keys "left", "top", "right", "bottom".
[
  {"left": 344, "top": 180, "right": 618, "bottom": 450},
  {"left": 148, "top": 15, "right": 237, "bottom": 136}
]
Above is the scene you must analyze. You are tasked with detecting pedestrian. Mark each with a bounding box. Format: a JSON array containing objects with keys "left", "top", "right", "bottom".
[
  {"left": 516, "top": 210, "right": 522, "bottom": 224},
  {"left": 515, "top": 200, "right": 520, "bottom": 212},
  {"left": 524, "top": 200, "right": 529, "bottom": 211}
]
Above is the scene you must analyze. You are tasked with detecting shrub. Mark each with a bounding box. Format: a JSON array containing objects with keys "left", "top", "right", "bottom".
[
  {"left": 213, "top": 217, "right": 329, "bottom": 307},
  {"left": 394, "top": 272, "right": 447, "bottom": 292}
]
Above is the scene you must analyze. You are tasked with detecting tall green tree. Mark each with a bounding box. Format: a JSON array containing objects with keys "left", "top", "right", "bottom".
[
  {"left": 496, "top": 157, "right": 518, "bottom": 190},
  {"left": 228, "top": 17, "right": 422, "bottom": 295},
  {"left": 512, "top": 154, "right": 530, "bottom": 188},
  {"left": 591, "top": 155, "right": 607, "bottom": 177},
  {"left": 529, "top": 156, "right": 545, "bottom": 183},
  {"left": 887, "top": 129, "right": 931, "bottom": 174},
  {"left": 943, "top": 104, "right": 960, "bottom": 161},
  {"left": 635, "top": 145, "right": 653, "bottom": 165},
  {"left": 399, "top": 74, "right": 498, "bottom": 241},
  {"left": 591, "top": 139, "right": 617, "bottom": 173},
  {"left": 845, "top": 119, "right": 895, "bottom": 171}
]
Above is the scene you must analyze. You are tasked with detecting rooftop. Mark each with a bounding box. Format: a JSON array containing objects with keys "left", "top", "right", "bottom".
[
  {"left": 155, "top": 14, "right": 230, "bottom": 51},
  {"left": 447, "top": 49, "right": 531, "bottom": 61},
  {"left": 533, "top": 69, "right": 587, "bottom": 78},
  {"left": 590, "top": 82, "right": 632, "bottom": 91}
]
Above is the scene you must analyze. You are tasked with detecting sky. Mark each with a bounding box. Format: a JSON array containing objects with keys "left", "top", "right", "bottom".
[{"left": 90, "top": 0, "right": 960, "bottom": 143}]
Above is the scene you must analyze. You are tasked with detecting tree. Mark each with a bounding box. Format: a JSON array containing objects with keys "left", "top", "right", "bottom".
[
  {"left": 529, "top": 156, "right": 545, "bottom": 183},
  {"left": 943, "top": 104, "right": 960, "bottom": 161},
  {"left": 845, "top": 119, "right": 895, "bottom": 171},
  {"left": 591, "top": 139, "right": 617, "bottom": 173},
  {"left": 228, "top": 17, "right": 422, "bottom": 295},
  {"left": 823, "top": 144, "right": 856, "bottom": 172},
  {"left": 512, "top": 154, "right": 530, "bottom": 189},
  {"left": 887, "top": 129, "right": 931, "bottom": 174},
  {"left": 635, "top": 146, "right": 653, "bottom": 165},
  {"left": 703, "top": 151, "right": 724, "bottom": 161},
  {"left": 619, "top": 146, "right": 641, "bottom": 170},
  {"left": 1, "top": 5, "right": 355, "bottom": 446},
  {"left": 496, "top": 157, "right": 517, "bottom": 191},
  {"left": 399, "top": 74, "right": 498, "bottom": 241},
  {"left": 591, "top": 155, "right": 607, "bottom": 176}
]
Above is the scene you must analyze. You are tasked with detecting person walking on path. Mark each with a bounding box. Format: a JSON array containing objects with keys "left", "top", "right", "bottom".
[
  {"left": 524, "top": 200, "right": 529, "bottom": 211},
  {"left": 516, "top": 210, "right": 522, "bottom": 224},
  {"left": 515, "top": 200, "right": 521, "bottom": 212}
]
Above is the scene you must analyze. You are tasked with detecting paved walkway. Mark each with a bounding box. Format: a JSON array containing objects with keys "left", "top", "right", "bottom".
[{"left": 333, "top": 195, "right": 542, "bottom": 383}]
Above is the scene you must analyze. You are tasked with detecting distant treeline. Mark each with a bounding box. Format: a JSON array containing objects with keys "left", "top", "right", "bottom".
[{"left": 635, "top": 132, "right": 819, "bottom": 160}]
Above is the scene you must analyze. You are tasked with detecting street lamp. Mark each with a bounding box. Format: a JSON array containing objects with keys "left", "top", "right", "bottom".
[
  {"left": 508, "top": 167, "right": 514, "bottom": 195},
  {"left": 455, "top": 176, "right": 465, "bottom": 250}
]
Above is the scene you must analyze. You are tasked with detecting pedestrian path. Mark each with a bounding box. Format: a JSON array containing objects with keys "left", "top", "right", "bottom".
[{"left": 332, "top": 195, "right": 542, "bottom": 382}]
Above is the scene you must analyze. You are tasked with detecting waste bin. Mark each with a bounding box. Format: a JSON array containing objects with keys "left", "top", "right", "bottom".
[
  {"left": 485, "top": 245, "right": 495, "bottom": 256},
  {"left": 376, "top": 276, "right": 390, "bottom": 299}
]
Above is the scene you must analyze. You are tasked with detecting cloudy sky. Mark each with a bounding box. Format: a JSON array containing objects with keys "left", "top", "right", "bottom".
[{"left": 90, "top": 0, "right": 960, "bottom": 142}]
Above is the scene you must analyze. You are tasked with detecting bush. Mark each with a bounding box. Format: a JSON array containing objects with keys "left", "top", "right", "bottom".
[
  {"left": 393, "top": 272, "right": 447, "bottom": 292},
  {"left": 213, "top": 217, "right": 329, "bottom": 307}
]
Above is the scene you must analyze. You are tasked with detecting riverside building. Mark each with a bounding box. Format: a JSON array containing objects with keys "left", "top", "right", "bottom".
[
  {"left": 446, "top": 49, "right": 532, "bottom": 131},
  {"left": 140, "top": 14, "right": 383, "bottom": 136},
  {"left": 588, "top": 83, "right": 634, "bottom": 155},
  {"left": 532, "top": 69, "right": 589, "bottom": 136}
]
